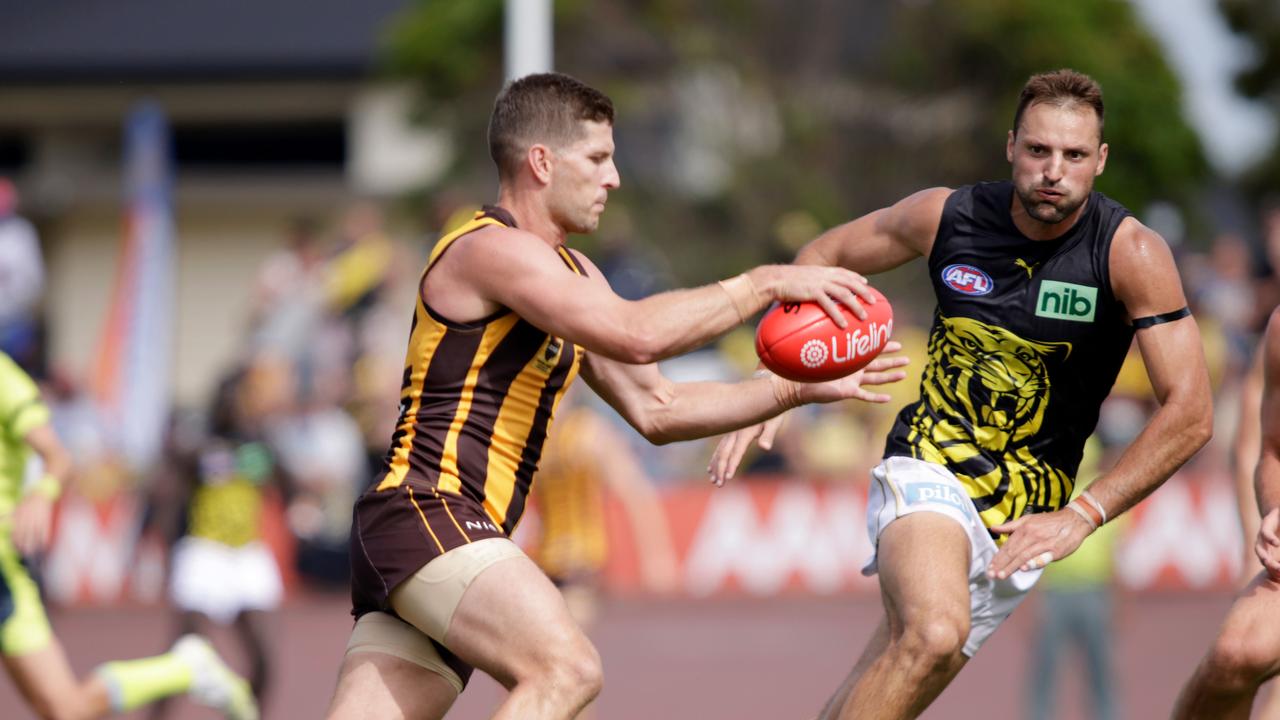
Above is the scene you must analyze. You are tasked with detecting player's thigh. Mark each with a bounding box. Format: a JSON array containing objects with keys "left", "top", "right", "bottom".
[
  {"left": 876, "top": 511, "right": 972, "bottom": 630},
  {"left": 1214, "top": 573, "right": 1280, "bottom": 676},
  {"left": 327, "top": 650, "right": 457, "bottom": 720},
  {"left": 440, "top": 554, "right": 595, "bottom": 687}
]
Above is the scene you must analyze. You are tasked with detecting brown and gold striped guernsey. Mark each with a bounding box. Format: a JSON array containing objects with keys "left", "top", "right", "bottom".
[{"left": 373, "top": 206, "right": 584, "bottom": 535}]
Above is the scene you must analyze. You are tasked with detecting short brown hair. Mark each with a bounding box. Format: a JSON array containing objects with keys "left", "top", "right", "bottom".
[
  {"left": 1013, "top": 69, "right": 1105, "bottom": 141},
  {"left": 488, "top": 72, "right": 615, "bottom": 180}
]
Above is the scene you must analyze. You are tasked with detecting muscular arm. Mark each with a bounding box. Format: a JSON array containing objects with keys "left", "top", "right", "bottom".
[
  {"left": 1085, "top": 218, "right": 1214, "bottom": 519},
  {"left": 581, "top": 348, "right": 907, "bottom": 446},
  {"left": 794, "top": 187, "right": 949, "bottom": 270},
  {"left": 450, "top": 228, "right": 874, "bottom": 365},
  {"left": 1235, "top": 345, "right": 1265, "bottom": 567},
  {"left": 1256, "top": 310, "right": 1280, "bottom": 518}
]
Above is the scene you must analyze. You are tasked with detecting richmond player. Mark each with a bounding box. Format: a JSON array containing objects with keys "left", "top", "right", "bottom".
[{"left": 712, "top": 69, "right": 1212, "bottom": 719}]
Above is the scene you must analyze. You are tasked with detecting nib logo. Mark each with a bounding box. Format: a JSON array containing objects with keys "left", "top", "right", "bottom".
[{"left": 1036, "top": 280, "right": 1096, "bottom": 322}]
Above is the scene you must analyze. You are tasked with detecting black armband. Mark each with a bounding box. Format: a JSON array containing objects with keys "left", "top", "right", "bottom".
[{"left": 1131, "top": 306, "right": 1191, "bottom": 329}]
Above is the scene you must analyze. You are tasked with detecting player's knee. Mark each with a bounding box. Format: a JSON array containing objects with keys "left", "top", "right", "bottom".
[
  {"left": 558, "top": 642, "right": 604, "bottom": 703},
  {"left": 1204, "top": 630, "right": 1277, "bottom": 689},
  {"left": 535, "top": 639, "right": 603, "bottom": 707},
  {"left": 900, "top": 615, "right": 969, "bottom": 668}
]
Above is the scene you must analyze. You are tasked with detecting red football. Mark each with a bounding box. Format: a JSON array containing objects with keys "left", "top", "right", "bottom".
[{"left": 755, "top": 288, "right": 894, "bottom": 382}]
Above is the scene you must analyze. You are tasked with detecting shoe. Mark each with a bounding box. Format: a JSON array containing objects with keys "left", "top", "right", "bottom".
[{"left": 172, "top": 634, "right": 260, "bottom": 720}]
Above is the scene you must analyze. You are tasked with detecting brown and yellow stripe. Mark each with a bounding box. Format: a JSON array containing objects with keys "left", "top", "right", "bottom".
[{"left": 373, "top": 206, "right": 585, "bottom": 534}]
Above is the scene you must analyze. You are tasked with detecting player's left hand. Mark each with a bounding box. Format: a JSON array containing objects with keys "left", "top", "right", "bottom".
[
  {"left": 10, "top": 493, "right": 54, "bottom": 556},
  {"left": 986, "top": 508, "right": 1095, "bottom": 580},
  {"left": 1255, "top": 507, "right": 1280, "bottom": 582},
  {"left": 800, "top": 342, "right": 910, "bottom": 405}
]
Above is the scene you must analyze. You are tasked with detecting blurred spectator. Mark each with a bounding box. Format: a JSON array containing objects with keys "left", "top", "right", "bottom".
[
  {"left": 0, "top": 179, "right": 46, "bottom": 375},
  {"left": 325, "top": 201, "right": 395, "bottom": 323},
  {"left": 250, "top": 216, "right": 328, "bottom": 364},
  {"left": 1188, "top": 232, "right": 1256, "bottom": 373},
  {"left": 270, "top": 363, "right": 366, "bottom": 589},
  {"left": 594, "top": 210, "right": 672, "bottom": 301}
]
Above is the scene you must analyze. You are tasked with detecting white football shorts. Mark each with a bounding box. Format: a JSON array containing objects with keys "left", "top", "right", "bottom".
[
  {"left": 170, "top": 536, "right": 284, "bottom": 624},
  {"left": 862, "top": 455, "right": 1043, "bottom": 656}
]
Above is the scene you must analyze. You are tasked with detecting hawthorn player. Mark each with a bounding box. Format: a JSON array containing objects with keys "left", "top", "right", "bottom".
[{"left": 712, "top": 68, "right": 1212, "bottom": 719}]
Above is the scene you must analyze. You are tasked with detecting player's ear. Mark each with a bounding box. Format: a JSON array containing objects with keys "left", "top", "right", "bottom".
[
  {"left": 1006, "top": 130, "right": 1016, "bottom": 163},
  {"left": 1095, "top": 142, "right": 1109, "bottom": 177},
  {"left": 528, "top": 144, "right": 554, "bottom": 185}
]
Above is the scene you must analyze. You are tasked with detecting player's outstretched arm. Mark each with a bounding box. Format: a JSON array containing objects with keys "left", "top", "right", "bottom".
[
  {"left": 988, "top": 219, "right": 1213, "bottom": 579},
  {"left": 456, "top": 227, "right": 879, "bottom": 365},
  {"left": 794, "top": 187, "right": 947, "bottom": 271},
  {"left": 581, "top": 347, "right": 907, "bottom": 448}
]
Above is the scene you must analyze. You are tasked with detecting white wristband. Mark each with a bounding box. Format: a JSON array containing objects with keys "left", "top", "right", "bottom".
[
  {"left": 1081, "top": 490, "right": 1108, "bottom": 526},
  {"left": 1067, "top": 501, "right": 1098, "bottom": 531}
]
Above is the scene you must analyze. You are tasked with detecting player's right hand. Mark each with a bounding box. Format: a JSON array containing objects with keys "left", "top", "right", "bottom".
[
  {"left": 709, "top": 414, "right": 787, "bottom": 487},
  {"left": 1256, "top": 507, "right": 1280, "bottom": 581},
  {"left": 749, "top": 264, "right": 876, "bottom": 327}
]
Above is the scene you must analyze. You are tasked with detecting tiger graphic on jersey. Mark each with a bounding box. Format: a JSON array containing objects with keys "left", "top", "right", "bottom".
[{"left": 901, "top": 314, "right": 1072, "bottom": 530}]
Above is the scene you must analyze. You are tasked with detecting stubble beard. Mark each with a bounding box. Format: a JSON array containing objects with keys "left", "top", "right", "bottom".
[{"left": 1015, "top": 184, "right": 1086, "bottom": 226}]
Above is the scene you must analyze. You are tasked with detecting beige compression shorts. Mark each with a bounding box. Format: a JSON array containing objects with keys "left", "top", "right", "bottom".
[{"left": 345, "top": 537, "right": 525, "bottom": 692}]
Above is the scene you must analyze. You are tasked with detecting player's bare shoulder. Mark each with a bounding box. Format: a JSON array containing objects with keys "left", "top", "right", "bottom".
[
  {"left": 884, "top": 186, "right": 952, "bottom": 256},
  {"left": 1108, "top": 217, "right": 1176, "bottom": 287}
]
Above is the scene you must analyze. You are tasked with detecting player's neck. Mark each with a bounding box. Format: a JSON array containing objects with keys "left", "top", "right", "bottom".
[{"left": 496, "top": 191, "right": 567, "bottom": 248}]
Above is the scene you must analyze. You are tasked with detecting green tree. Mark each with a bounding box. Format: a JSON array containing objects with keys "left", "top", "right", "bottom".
[
  {"left": 1218, "top": 0, "right": 1280, "bottom": 197},
  {"left": 382, "top": 0, "right": 1208, "bottom": 286}
]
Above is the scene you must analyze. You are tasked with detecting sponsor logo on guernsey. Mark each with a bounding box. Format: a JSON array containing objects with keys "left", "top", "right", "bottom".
[
  {"left": 800, "top": 320, "right": 894, "bottom": 368},
  {"left": 465, "top": 519, "right": 500, "bottom": 533},
  {"left": 1036, "top": 280, "right": 1097, "bottom": 322},
  {"left": 941, "top": 264, "right": 994, "bottom": 296},
  {"left": 533, "top": 336, "right": 564, "bottom": 372},
  {"left": 904, "top": 482, "right": 969, "bottom": 511}
]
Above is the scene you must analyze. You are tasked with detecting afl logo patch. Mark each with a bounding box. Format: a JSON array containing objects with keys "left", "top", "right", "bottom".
[{"left": 941, "top": 264, "right": 994, "bottom": 296}]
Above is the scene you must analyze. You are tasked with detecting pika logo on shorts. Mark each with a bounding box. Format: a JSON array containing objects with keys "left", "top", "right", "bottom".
[{"left": 903, "top": 482, "right": 969, "bottom": 511}]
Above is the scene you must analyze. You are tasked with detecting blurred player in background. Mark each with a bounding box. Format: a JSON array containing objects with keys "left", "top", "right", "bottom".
[
  {"left": 0, "top": 351, "right": 257, "bottom": 720},
  {"left": 528, "top": 388, "right": 679, "bottom": 720},
  {"left": 146, "top": 356, "right": 289, "bottom": 718},
  {"left": 712, "top": 68, "right": 1212, "bottom": 719},
  {"left": 1174, "top": 308, "right": 1280, "bottom": 719},
  {"left": 530, "top": 388, "right": 678, "bottom": 618},
  {"left": 325, "top": 71, "right": 910, "bottom": 720},
  {"left": 1026, "top": 435, "right": 1127, "bottom": 720}
]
